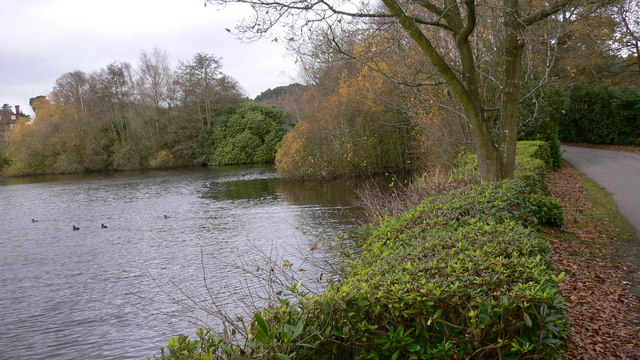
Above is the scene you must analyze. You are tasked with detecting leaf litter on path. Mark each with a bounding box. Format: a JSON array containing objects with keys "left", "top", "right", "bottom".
[{"left": 547, "top": 161, "right": 640, "bottom": 359}]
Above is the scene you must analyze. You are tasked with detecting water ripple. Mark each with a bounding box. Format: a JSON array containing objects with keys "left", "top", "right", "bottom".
[{"left": 0, "top": 166, "right": 363, "bottom": 359}]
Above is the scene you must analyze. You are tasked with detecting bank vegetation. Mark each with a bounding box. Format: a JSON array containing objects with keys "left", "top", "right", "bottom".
[
  {"left": 156, "top": 141, "right": 571, "bottom": 359},
  {"left": 0, "top": 50, "right": 289, "bottom": 177}
]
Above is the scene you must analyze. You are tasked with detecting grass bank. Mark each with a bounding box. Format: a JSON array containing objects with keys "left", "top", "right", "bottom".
[{"left": 156, "top": 141, "right": 570, "bottom": 359}]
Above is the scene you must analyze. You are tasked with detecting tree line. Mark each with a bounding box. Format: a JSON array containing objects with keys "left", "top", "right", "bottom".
[
  {"left": 2, "top": 0, "right": 639, "bottom": 180},
  {"left": 1, "top": 49, "right": 288, "bottom": 176}
]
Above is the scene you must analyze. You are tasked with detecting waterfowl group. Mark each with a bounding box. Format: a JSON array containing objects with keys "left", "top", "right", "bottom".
[
  {"left": 72, "top": 224, "right": 108, "bottom": 230},
  {"left": 31, "top": 220, "right": 110, "bottom": 231}
]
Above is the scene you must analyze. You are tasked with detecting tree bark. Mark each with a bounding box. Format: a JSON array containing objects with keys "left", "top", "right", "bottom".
[{"left": 499, "top": 0, "right": 524, "bottom": 179}]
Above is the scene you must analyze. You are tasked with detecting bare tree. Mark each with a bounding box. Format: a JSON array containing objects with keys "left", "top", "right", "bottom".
[
  {"left": 176, "top": 53, "right": 244, "bottom": 129},
  {"left": 51, "top": 70, "right": 91, "bottom": 117},
  {"left": 137, "top": 48, "right": 175, "bottom": 109},
  {"left": 615, "top": 0, "right": 640, "bottom": 76},
  {"left": 208, "top": 0, "right": 575, "bottom": 180}
]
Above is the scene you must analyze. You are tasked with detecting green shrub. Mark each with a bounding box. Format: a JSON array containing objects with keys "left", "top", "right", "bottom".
[
  {"left": 529, "top": 194, "right": 565, "bottom": 228},
  {"left": 155, "top": 329, "right": 242, "bottom": 360},
  {"left": 519, "top": 110, "right": 562, "bottom": 170},
  {"left": 515, "top": 141, "right": 550, "bottom": 193},
  {"left": 197, "top": 102, "right": 289, "bottom": 166},
  {"left": 543, "top": 83, "right": 640, "bottom": 145},
  {"left": 0, "top": 153, "right": 11, "bottom": 173},
  {"left": 156, "top": 141, "right": 569, "bottom": 359},
  {"left": 303, "top": 221, "right": 568, "bottom": 360},
  {"left": 454, "top": 141, "right": 550, "bottom": 193}
]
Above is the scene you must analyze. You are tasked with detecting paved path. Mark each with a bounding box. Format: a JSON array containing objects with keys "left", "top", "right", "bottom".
[{"left": 561, "top": 145, "right": 640, "bottom": 235}]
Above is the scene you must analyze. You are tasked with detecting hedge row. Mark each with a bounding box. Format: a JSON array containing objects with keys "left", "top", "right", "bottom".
[
  {"left": 157, "top": 141, "right": 569, "bottom": 360},
  {"left": 552, "top": 83, "right": 640, "bottom": 145}
]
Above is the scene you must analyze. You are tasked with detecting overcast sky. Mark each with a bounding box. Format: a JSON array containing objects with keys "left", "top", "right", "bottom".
[{"left": 1, "top": 0, "right": 299, "bottom": 116}]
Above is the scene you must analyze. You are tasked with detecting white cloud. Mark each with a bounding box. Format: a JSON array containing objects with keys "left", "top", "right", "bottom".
[{"left": 0, "top": 0, "right": 298, "bottom": 115}]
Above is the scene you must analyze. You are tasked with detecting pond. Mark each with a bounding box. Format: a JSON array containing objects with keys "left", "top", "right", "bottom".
[{"left": 0, "top": 165, "right": 365, "bottom": 359}]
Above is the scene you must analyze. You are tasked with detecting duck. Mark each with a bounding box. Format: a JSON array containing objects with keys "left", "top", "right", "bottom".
[
  {"left": 101, "top": 224, "right": 108, "bottom": 229},
  {"left": 72, "top": 225, "right": 80, "bottom": 231},
  {"left": 163, "top": 215, "right": 169, "bottom": 219},
  {"left": 32, "top": 219, "right": 39, "bottom": 223}
]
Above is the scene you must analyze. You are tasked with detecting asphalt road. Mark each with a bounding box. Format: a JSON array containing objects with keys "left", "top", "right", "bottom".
[{"left": 561, "top": 145, "right": 640, "bottom": 235}]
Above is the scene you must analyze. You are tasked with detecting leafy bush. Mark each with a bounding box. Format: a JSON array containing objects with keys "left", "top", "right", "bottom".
[
  {"left": 514, "top": 141, "right": 551, "bottom": 193},
  {"left": 156, "top": 329, "right": 242, "bottom": 360},
  {"left": 156, "top": 141, "right": 568, "bottom": 359},
  {"left": 455, "top": 141, "right": 551, "bottom": 194},
  {"left": 300, "top": 221, "right": 567, "bottom": 359},
  {"left": 198, "top": 102, "right": 289, "bottom": 166},
  {"left": 519, "top": 109, "right": 562, "bottom": 170},
  {"left": 0, "top": 153, "right": 11, "bottom": 172},
  {"left": 529, "top": 193, "right": 565, "bottom": 228}
]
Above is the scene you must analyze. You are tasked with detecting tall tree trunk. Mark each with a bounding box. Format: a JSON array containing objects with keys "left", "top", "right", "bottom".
[
  {"left": 635, "top": 41, "right": 640, "bottom": 76},
  {"left": 472, "top": 113, "right": 502, "bottom": 181},
  {"left": 381, "top": 0, "right": 503, "bottom": 181},
  {"left": 499, "top": 0, "right": 524, "bottom": 179},
  {"left": 457, "top": 36, "right": 502, "bottom": 181}
]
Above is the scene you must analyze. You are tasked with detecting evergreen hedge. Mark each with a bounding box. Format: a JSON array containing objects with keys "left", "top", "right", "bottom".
[
  {"left": 156, "top": 141, "right": 569, "bottom": 360},
  {"left": 553, "top": 83, "right": 640, "bottom": 145}
]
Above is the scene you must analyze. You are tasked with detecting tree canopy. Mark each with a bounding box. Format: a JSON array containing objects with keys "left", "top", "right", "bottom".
[
  {"left": 208, "top": 0, "right": 577, "bottom": 180},
  {"left": 2, "top": 49, "right": 247, "bottom": 176}
]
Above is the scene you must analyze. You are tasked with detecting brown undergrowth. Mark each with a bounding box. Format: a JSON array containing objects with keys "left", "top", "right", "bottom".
[{"left": 547, "top": 161, "right": 640, "bottom": 359}]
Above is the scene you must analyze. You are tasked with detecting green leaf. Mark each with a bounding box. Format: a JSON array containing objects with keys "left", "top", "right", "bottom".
[
  {"left": 540, "top": 303, "right": 548, "bottom": 317},
  {"left": 255, "top": 312, "right": 269, "bottom": 336},
  {"left": 283, "top": 321, "right": 304, "bottom": 340},
  {"left": 292, "top": 320, "right": 304, "bottom": 339},
  {"left": 523, "top": 312, "right": 532, "bottom": 327},
  {"left": 391, "top": 350, "right": 401, "bottom": 360},
  {"left": 406, "top": 343, "right": 421, "bottom": 352}
]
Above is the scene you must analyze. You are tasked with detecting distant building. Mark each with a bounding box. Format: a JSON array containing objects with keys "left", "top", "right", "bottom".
[{"left": 0, "top": 104, "right": 20, "bottom": 134}]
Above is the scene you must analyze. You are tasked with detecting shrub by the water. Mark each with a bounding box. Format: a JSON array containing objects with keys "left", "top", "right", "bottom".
[
  {"left": 519, "top": 101, "right": 562, "bottom": 171},
  {"left": 275, "top": 67, "right": 416, "bottom": 180},
  {"left": 0, "top": 153, "right": 11, "bottom": 172},
  {"left": 197, "top": 102, "right": 289, "bottom": 166},
  {"left": 156, "top": 141, "right": 568, "bottom": 360}
]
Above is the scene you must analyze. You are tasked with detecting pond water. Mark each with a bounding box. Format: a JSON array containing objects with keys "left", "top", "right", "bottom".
[{"left": 0, "top": 165, "right": 364, "bottom": 359}]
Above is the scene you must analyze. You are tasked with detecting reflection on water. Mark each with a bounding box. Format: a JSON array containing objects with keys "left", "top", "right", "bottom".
[
  {"left": 278, "top": 179, "right": 359, "bottom": 207},
  {"left": 0, "top": 166, "right": 364, "bottom": 360}
]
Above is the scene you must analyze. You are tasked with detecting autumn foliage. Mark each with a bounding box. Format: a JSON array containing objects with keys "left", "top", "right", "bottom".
[
  {"left": 2, "top": 51, "right": 246, "bottom": 176},
  {"left": 276, "top": 65, "right": 416, "bottom": 179}
]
